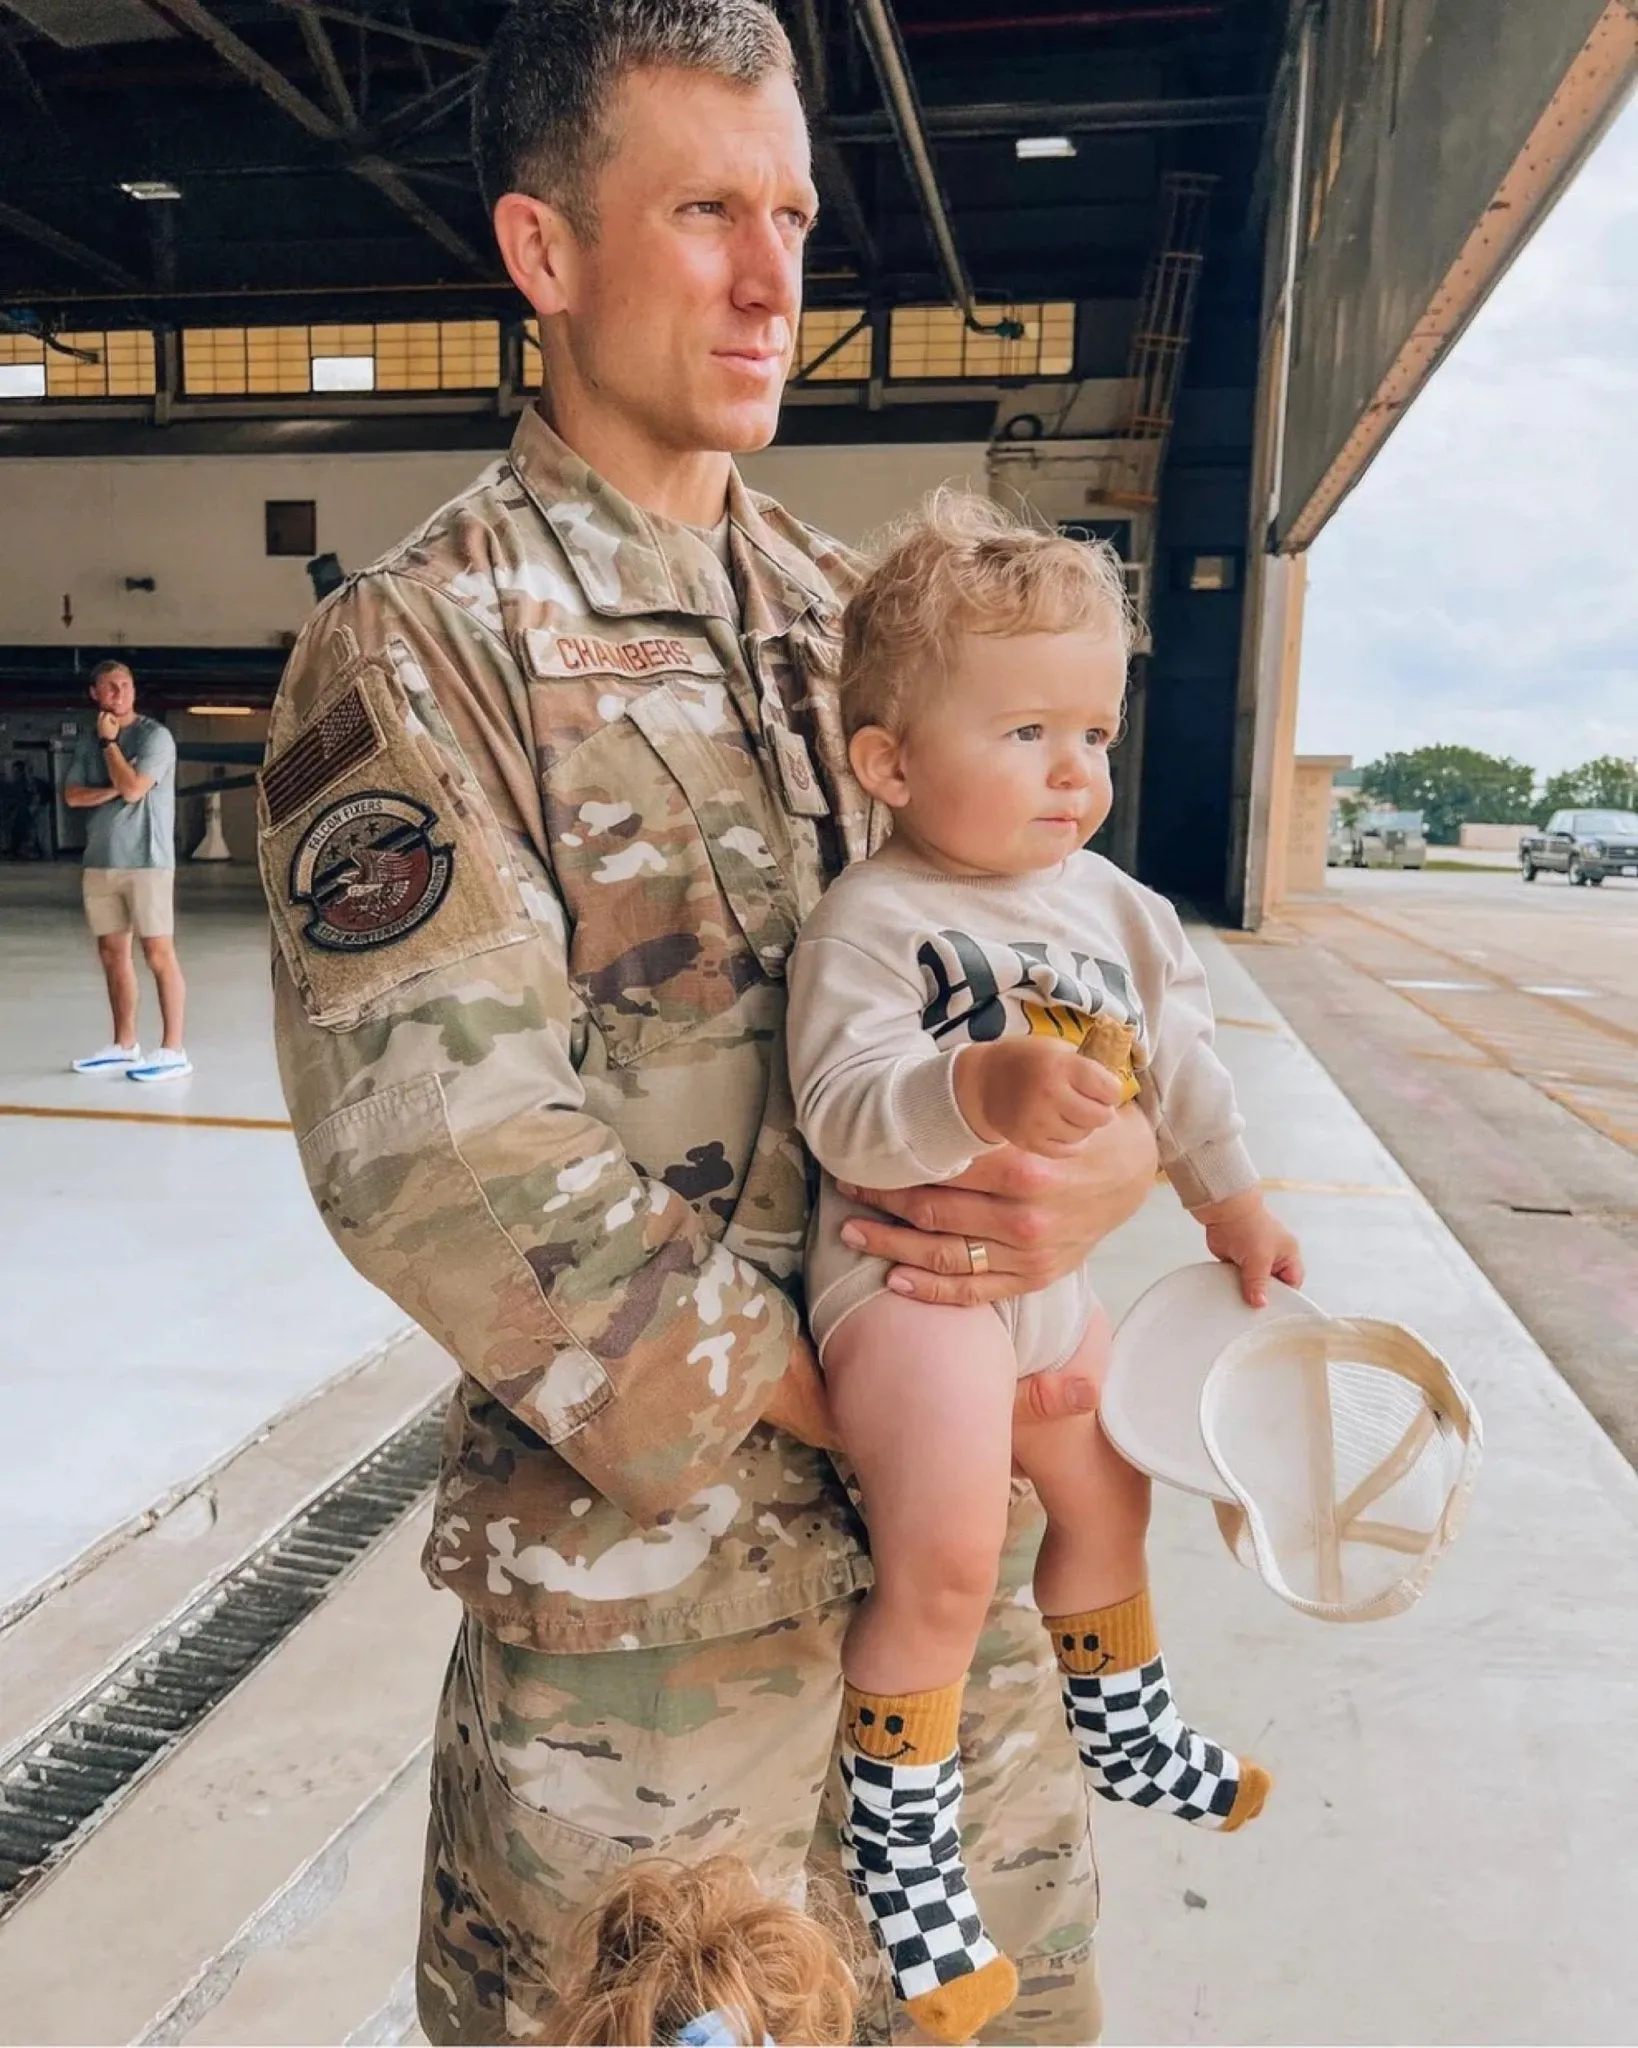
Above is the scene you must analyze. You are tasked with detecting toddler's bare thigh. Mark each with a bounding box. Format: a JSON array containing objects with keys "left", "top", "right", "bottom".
[{"left": 824, "top": 1292, "right": 1017, "bottom": 1547}]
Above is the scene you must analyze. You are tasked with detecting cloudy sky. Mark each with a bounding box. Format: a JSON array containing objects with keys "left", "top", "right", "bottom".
[{"left": 1297, "top": 93, "right": 1638, "bottom": 780}]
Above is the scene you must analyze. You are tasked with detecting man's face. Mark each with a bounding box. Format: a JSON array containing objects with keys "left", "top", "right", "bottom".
[
  {"left": 90, "top": 669, "right": 136, "bottom": 720},
  {"left": 546, "top": 67, "right": 816, "bottom": 458}
]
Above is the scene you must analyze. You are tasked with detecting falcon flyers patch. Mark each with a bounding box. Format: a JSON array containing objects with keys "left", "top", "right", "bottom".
[{"left": 289, "top": 790, "right": 453, "bottom": 952}]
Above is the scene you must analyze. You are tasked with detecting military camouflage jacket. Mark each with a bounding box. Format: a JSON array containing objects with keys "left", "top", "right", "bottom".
[{"left": 261, "top": 406, "right": 880, "bottom": 1650}]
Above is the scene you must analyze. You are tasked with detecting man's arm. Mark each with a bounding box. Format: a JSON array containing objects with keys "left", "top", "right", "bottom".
[
  {"left": 101, "top": 745, "right": 155, "bottom": 804},
  {"left": 265, "top": 577, "right": 807, "bottom": 1523},
  {"left": 101, "top": 719, "right": 170, "bottom": 805},
  {"left": 63, "top": 735, "right": 118, "bottom": 809}
]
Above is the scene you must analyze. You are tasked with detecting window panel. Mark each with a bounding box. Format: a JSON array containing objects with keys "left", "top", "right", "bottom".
[
  {"left": 794, "top": 308, "right": 870, "bottom": 381},
  {"left": 180, "top": 320, "right": 502, "bottom": 395},
  {"left": 1, "top": 329, "right": 156, "bottom": 398},
  {"left": 888, "top": 302, "right": 1076, "bottom": 381}
]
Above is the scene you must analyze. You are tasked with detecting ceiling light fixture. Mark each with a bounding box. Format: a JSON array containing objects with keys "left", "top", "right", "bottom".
[
  {"left": 1015, "top": 136, "right": 1076, "bottom": 161},
  {"left": 120, "top": 179, "right": 182, "bottom": 200},
  {"left": 187, "top": 704, "right": 256, "bottom": 716}
]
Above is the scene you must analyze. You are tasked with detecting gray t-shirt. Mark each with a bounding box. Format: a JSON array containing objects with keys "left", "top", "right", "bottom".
[{"left": 69, "top": 715, "right": 177, "bottom": 869}]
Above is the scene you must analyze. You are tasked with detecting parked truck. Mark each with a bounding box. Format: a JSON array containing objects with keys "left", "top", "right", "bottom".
[{"left": 1518, "top": 809, "right": 1638, "bottom": 885}]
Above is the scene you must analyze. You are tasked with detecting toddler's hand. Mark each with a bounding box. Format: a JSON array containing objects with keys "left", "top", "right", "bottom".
[
  {"left": 955, "top": 1038, "right": 1124, "bottom": 1159},
  {"left": 1191, "top": 1188, "right": 1304, "bottom": 1308}
]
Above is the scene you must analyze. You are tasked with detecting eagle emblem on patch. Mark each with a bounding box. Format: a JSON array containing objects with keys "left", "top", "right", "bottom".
[{"left": 288, "top": 790, "right": 453, "bottom": 952}]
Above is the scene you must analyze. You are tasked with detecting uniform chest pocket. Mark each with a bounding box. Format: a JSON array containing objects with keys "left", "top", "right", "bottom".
[{"left": 543, "top": 679, "right": 798, "bottom": 1067}]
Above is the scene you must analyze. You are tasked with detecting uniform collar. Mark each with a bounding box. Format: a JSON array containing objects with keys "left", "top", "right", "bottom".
[{"left": 507, "top": 402, "right": 835, "bottom": 634}]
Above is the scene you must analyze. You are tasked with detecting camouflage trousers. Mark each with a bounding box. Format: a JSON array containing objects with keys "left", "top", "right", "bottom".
[{"left": 417, "top": 1508, "right": 1101, "bottom": 2047}]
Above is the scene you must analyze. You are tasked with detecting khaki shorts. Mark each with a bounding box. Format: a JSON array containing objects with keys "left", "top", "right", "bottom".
[
  {"left": 83, "top": 867, "right": 175, "bottom": 939},
  {"left": 807, "top": 1176, "right": 1101, "bottom": 1375}
]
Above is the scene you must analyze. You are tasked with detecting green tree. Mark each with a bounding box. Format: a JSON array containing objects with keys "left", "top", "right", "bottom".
[
  {"left": 1534, "top": 755, "right": 1638, "bottom": 824},
  {"left": 1358, "top": 746, "right": 1536, "bottom": 845}
]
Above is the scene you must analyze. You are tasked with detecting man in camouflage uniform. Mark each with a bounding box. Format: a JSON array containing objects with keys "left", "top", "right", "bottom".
[{"left": 260, "top": 4, "right": 1159, "bottom": 2040}]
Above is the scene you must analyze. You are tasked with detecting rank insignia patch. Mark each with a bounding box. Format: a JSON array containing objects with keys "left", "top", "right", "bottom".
[{"left": 288, "top": 790, "right": 453, "bottom": 951}]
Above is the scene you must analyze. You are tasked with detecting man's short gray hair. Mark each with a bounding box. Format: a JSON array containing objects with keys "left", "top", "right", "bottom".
[{"left": 474, "top": 0, "right": 798, "bottom": 236}]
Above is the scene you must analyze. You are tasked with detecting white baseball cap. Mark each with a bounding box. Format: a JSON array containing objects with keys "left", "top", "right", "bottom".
[{"left": 1102, "top": 1263, "right": 1482, "bottom": 1623}]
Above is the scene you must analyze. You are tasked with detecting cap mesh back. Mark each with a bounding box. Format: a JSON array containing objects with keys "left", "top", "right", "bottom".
[{"left": 1203, "top": 1319, "right": 1480, "bottom": 1619}]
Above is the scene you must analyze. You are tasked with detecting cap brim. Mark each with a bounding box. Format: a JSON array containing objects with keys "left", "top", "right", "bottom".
[{"left": 1101, "top": 1261, "right": 1328, "bottom": 1500}]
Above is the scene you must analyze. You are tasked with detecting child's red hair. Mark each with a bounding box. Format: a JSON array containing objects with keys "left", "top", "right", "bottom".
[{"left": 552, "top": 1854, "right": 859, "bottom": 2046}]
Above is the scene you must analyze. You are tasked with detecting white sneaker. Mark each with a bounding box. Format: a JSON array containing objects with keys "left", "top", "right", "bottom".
[
  {"left": 72, "top": 1042, "right": 141, "bottom": 1073},
  {"left": 128, "top": 1049, "right": 193, "bottom": 1084}
]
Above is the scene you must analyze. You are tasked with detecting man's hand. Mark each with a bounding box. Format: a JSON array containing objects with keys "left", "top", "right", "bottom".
[
  {"left": 836, "top": 1101, "right": 1159, "bottom": 1308},
  {"left": 759, "top": 1338, "right": 842, "bottom": 1451},
  {"left": 96, "top": 711, "right": 121, "bottom": 744},
  {"left": 1193, "top": 1187, "right": 1304, "bottom": 1308},
  {"left": 954, "top": 1038, "right": 1122, "bottom": 1157}
]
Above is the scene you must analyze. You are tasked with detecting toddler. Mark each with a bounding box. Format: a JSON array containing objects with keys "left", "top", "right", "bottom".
[{"left": 787, "top": 493, "right": 1303, "bottom": 2043}]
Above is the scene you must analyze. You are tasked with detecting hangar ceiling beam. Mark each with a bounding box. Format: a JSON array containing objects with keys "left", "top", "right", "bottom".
[
  {"left": 360, "top": 67, "right": 479, "bottom": 153},
  {"left": 140, "top": 0, "right": 490, "bottom": 276},
  {"left": 790, "top": 0, "right": 881, "bottom": 279},
  {"left": 0, "top": 23, "right": 53, "bottom": 123},
  {"left": 294, "top": 7, "right": 355, "bottom": 125},
  {"left": 828, "top": 92, "right": 1265, "bottom": 141},
  {"left": 0, "top": 196, "right": 144, "bottom": 291},
  {"left": 851, "top": 0, "right": 1018, "bottom": 337},
  {"left": 270, "top": 0, "right": 481, "bottom": 61}
]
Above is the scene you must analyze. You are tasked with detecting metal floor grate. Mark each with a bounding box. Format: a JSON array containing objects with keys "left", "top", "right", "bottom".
[{"left": 0, "top": 1397, "right": 446, "bottom": 1920}]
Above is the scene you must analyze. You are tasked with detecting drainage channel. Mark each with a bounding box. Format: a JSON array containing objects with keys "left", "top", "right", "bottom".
[{"left": 0, "top": 1396, "right": 447, "bottom": 1921}]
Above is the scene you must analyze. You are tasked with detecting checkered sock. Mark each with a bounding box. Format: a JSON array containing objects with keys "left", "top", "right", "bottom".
[
  {"left": 1046, "top": 1590, "right": 1272, "bottom": 1831},
  {"left": 838, "top": 1679, "right": 1017, "bottom": 2045}
]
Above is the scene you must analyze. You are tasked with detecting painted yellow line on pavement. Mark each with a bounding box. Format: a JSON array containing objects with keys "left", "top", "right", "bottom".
[
  {"left": 1261, "top": 1176, "right": 1415, "bottom": 1199},
  {"left": 0, "top": 1102, "right": 293, "bottom": 1133}
]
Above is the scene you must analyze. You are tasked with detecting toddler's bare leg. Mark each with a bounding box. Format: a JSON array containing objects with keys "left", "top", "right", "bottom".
[
  {"left": 824, "top": 1293, "right": 1019, "bottom": 2042},
  {"left": 825, "top": 1292, "right": 1017, "bottom": 1693},
  {"left": 1010, "top": 1306, "right": 1151, "bottom": 1617},
  {"left": 1015, "top": 1307, "right": 1272, "bottom": 1835}
]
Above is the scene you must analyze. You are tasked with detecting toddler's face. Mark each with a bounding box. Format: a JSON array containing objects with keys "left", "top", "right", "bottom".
[{"left": 858, "top": 628, "right": 1127, "bottom": 877}]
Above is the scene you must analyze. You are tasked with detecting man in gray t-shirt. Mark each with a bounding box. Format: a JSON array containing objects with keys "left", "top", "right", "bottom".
[{"left": 64, "top": 660, "right": 192, "bottom": 1082}]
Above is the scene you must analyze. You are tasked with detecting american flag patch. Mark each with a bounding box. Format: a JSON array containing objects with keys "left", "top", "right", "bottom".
[{"left": 261, "top": 685, "right": 381, "bottom": 828}]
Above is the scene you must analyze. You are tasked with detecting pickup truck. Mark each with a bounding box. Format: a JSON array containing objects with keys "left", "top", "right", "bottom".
[{"left": 1519, "top": 808, "right": 1638, "bottom": 885}]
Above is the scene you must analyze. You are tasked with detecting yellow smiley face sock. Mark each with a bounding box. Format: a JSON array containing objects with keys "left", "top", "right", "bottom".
[
  {"left": 1046, "top": 1592, "right": 1272, "bottom": 1833},
  {"left": 838, "top": 1680, "right": 1018, "bottom": 2043}
]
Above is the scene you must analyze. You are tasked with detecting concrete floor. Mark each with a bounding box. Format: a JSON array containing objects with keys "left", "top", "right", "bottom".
[
  {"left": 2, "top": 867, "right": 1636, "bottom": 2043},
  {"left": 1248, "top": 864, "right": 1638, "bottom": 1469},
  {"left": 0, "top": 863, "right": 407, "bottom": 1614}
]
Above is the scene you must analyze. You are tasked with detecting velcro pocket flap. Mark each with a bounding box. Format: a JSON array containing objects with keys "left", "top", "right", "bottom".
[{"left": 258, "top": 659, "right": 533, "bottom": 1030}]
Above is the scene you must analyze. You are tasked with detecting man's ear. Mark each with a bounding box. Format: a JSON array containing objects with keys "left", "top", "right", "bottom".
[
  {"left": 492, "top": 193, "right": 580, "bottom": 321},
  {"left": 848, "top": 724, "right": 910, "bottom": 808}
]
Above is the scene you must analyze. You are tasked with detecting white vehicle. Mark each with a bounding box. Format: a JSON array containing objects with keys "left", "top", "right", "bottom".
[{"left": 1353, "top": 808, "right": 1427, "bottom": 870}]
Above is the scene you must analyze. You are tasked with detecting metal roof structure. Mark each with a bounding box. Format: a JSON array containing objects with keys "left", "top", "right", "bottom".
[{"left": 0, "top": 0, "right": 1283, "bottom": 328}]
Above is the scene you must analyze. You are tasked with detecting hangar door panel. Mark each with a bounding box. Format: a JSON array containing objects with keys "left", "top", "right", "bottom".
[{"left": 1276, "top": 0, "right": 1625, "bottom": 547}]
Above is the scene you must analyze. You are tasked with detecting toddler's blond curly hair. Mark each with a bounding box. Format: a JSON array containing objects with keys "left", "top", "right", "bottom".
[
  {"left": 838, "top": 488, "right": 1133, "bottom": 738},
  {"left": 551, "top": 1855, "right": 859, "bottom": 2045}
]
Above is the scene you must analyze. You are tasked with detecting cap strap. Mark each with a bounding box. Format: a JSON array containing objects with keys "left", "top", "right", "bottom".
[{"left": 1202, "top": 1315, "right": 1483, "bottom": 1623}]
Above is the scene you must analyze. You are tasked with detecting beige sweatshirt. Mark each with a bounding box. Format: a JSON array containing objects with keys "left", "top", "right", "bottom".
[{"left": 787, "top": 842, "right": 1257, "bottom": 1212}]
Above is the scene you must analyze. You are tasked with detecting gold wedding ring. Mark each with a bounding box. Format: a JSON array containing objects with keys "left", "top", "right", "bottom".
[{"left": 965, "top": 1238, "right": 990, "bottom": 1276}]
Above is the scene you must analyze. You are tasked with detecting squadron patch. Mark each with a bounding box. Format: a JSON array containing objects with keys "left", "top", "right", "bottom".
[{"left": 288, "top": 790, "right": 453, "bottom": 952}]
